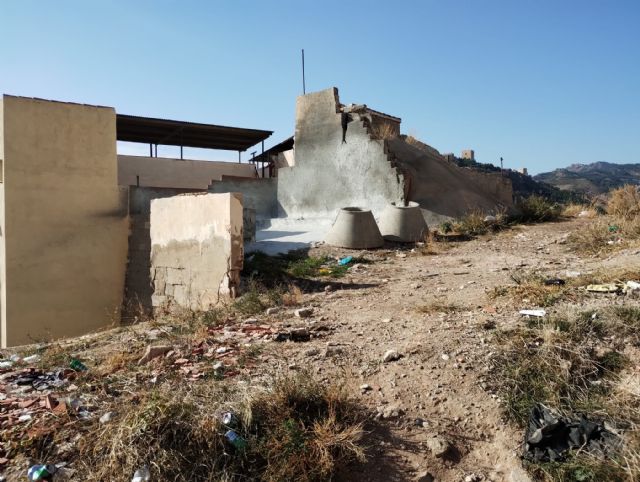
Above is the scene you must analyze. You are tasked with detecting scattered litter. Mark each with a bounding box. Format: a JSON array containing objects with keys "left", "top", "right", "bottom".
[
  {"left": 519, "top": 309, "right": 546, "bottom": 318},
  {"left": 99, "top": 411, "right": 114, "bottom": 424},
  {"left": 0, "top": 361, "right": 14, "bottom": 370},
  {"left": 524, "top": 403, "right": 622, "bottom": 462},
  {"left": 265, "top": 307, "right": 280, "bottom": 315},
  {"left": 69, "top": 358, "right": 88, "bottom": 372},
  {"left": 221, "top": 411, "right": 239, "bottom": 428},
  {"left": 28, "top": 464, "right": 57, "bottom": 481},
  {"left": 22, "top": 354, "right": 41, "bottom": 364},
  {"left": 608, "top": 225, "right": 620, "bottom": 233},
  {"left": 225, "top": 429, "right": 247, "bottom": 450},
  {"left": 624, "top": 280, "right": 640, "bottom": 295},
  {"left": 338, "top": 256, "right": 353, "bottom": 266},
  {"left": 484, "top": 215, "right": 497, "bottom": 223},
  {"left": 138, "top": 345, "right": 172, "bottom": 365},
  {"left": 274, "top": 328, "right": 310, "bottom": 342},
  {"left": 544, "top": 278, "right": 565, "bottom": 286},
  {"left": 586, "top": 283, "right": 621, "bottom": 293},
  {"left": 131, "top": 465, "right": 151, "bottom": 482}
]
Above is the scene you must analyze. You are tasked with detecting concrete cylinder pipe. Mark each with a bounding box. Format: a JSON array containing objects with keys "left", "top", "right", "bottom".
[
  {"left": 324, "top": 207, "right": 384, "bottom": 249},
  {"left": 378, "top": 201, "right": 429, "bottom": 242}
]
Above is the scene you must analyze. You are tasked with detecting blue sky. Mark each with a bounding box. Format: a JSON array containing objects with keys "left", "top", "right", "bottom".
[{"left": 2, "top": 0, "right": 638, "bottom": 174}]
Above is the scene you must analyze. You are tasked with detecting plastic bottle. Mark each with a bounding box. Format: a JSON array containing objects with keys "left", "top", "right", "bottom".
[{"left": 225, "top": 430, "right": 247, "bottom": 450}]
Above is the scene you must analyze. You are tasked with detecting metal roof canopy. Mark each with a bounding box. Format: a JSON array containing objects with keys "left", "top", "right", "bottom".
[{"left": 116, "top": 114, "right": 273, "bottom": 152}]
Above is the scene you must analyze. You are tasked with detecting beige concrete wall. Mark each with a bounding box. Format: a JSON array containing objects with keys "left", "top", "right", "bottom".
[
  {"left": 0, "top": 98, "right": 5, "bottom": 345},
  {"left": 118, "top": 155, "right": 257, "bottom": 189},
  {"left": 1, "top": 95, "right": 129, "bottom": 347},
  {"left": 150, "top": 192, "right": 243, "bottom": 312}
]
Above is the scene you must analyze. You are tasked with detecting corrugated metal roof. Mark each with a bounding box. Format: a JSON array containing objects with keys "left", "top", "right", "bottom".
[{"left": 116, "top": 114, "right": 272, "bottom": 151}]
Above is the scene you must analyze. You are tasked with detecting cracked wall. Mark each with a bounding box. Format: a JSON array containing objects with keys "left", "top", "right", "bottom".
[
  {"left": 277, "top": 88, "right": 406, "bottom": 219},
  {"left": 149, "top": 192, "right": 243, "bottom": 312}
]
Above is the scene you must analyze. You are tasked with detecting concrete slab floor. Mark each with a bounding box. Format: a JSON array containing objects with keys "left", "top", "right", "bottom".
[{"left": 245, "top": 217, "right": 333, "bottom": 255}]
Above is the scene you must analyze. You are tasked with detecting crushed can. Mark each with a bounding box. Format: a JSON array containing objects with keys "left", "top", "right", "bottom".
[
  {"left": 69, "top": 358, "right": 88, "bottom": 371},
  {"left": 28, "top": 464, "right": 57, "bottom": 481},
  {"left": 221, "top": 411, "right": 238, "bottom": 428}
]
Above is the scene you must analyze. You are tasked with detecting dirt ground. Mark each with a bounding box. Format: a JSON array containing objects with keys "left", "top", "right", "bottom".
[
  {"left": 2, "top": 217, "right": 638, "bottom": 481},
  {"left": 261, "top": 217, "right": 637, "bottom": 481}
]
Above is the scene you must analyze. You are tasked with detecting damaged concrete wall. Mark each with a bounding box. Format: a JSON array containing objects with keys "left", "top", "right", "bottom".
[
  {"left": 277, "top": 87, "right": 512, "bottom": 223},
  {"left": 388, "top": 139, "right": 513, "bottom": 223},
  {"left": 123, "top": 186, "right": 204, "bottom": 320},
  {"left": 0, "top": 96, "right": 129, "bottom": 347},
  {"left": 277, "top": 88, "right": 406, "bottom": 218},
  {"left": 150, "top": 192, "right": 243, "bottom": 312},
  {"left": 118, "top": 155, "right": 257, "bottom": 189}
]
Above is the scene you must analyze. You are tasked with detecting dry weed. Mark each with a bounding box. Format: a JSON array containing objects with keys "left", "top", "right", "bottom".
[{"left": 608, "top": 185, "right": 640, "bottom": 220}]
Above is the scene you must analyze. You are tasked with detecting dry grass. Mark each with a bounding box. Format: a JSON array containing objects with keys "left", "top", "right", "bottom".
[
  {"left": 281, "top": 284, "right": 303, "bottom": 306},
  {"left": 370, "top": 122, "right": 398, "bottom": 140},
  {"left": 77, "top": 373, "right": 365, "bottom": 482},
  {"left": 562, "top": 203, "right": 598, "bottom": 218},
  {"left": 608, "top": 185, "right": 640, "bottom": 220},
  {"left": 418, "top": 231, "right": 442, "bottom": 255},
  {"left": 491, "top": 306, "right": 640, "bottom": 481}
]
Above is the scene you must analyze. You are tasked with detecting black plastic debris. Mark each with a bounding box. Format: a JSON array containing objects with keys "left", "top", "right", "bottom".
[
  {"left": 524, "top": 404, "right": 622, "bottom": 462},
  {"left": 544, "top": 278, "right": 566, "bottom": 286}
]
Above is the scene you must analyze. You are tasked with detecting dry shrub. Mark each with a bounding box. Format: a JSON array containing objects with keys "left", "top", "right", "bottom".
[
  {"left": 404, "top": 134, "right": 421, "bottom": 147},
  {"left": 514, "top": 195, "right": 562, "bottom": 223},
  {"left": 281, "top": 284, "right": 303, "bottom": 306},
  {"left": 562, "top": 203, "right": 597, "bottom": 218},
  {"left": 419, "top": 231, "right": 440, "bottom": 255},
  {"left": 78, "top": 374, "right": 365, "bottom": 482},
  {"left": 453, "top": 209, "right": 489, "bottom": 236},
  {"left": 370, "top": 122, "right": 398, "bottom": 140},
  {"left": 608, "top": 185, "right": 640, "bottom": 220}
]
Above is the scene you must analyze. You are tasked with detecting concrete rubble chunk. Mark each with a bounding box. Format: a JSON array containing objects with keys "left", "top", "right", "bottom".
[
  {"left": 295, "top": 307, "right": 314, "bottom": 318},
  {"left": 138, "top": 345, "right": 172, "bottom": 365},
  {"left": 383, "top": 349, "right": 401, "bottom": 363},
  {"left": 426, "top": 435, "right": 452, "bottom": 458}
]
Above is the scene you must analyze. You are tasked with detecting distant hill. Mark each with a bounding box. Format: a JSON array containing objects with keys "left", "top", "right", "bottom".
[{"left": 534, "top": 162, "right": 640, "bottom": 195}]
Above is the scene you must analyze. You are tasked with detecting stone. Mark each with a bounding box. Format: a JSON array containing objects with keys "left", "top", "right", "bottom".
[
  {"left": 377, "top": 404, "right": 404, "bottom": 419},
  {"left": 266, "top": 307, "right": 280, "bottom": 315},
  {"left": 426, "top": 436, "right": 452, "bottom": 458},
  {"left": 360, "top": 384, "right": 372, "bottom": 391},
  {"left": 304, "top": 347, "right": 320, "bottom": 357},
  {"left": 295, "top": 307, "right": 314, "bottom": 318},
  {"left": 324, "top": 346, "right": 344, "bottom": 357},
  {"left": 243, "top": 318, "right": 258, "bottom": 324},
  {"left": 383, "top": 349, "right": 401, "bottom": 363},
  {"left": 138, "top": 345, "right": 172, "bottom": 365}
]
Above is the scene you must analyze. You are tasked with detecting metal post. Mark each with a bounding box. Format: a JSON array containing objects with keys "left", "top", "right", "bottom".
[
  {"left": 261, "top": 140, "right": 265, "bottom": 178},
  {"left": 302, "top": 49, "right": 306, "bottom": 94},
  {"left": 180, "top": 145, "right": 183, "bottom": 160},
  {"left": 149, "top": 144, "right": 152, "bottom": 157},
  {"left": 155, "top": 144, "right": 158, "bottom": 157},
  {"left": 238, "top": 151, "right": 241, "bottom": 163}
]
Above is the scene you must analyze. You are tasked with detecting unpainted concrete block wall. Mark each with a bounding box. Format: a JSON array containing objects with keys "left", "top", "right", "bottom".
[
  {"left": 149, "top": 192, "right": 243, "bottom": 312},
  {"left": 123, "top": 186, "right": 204, "bottom": 320},
  {"left": 118, "top": 155, "right": 257, "bottom": 189}
]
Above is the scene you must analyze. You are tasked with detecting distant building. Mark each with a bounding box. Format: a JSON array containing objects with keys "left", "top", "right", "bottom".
[
  {"left": 442, "top": 153, "right": 456, "bottom": 162},
  {"left": 517, "top": 167, "right": 529, "bottom": 176},
  {"left": 461, "top": 149, "right": 475, "bottom": 161}
]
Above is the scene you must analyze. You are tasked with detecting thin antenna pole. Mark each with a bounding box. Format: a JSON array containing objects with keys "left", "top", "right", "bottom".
[{"left": 301, "top": 49, "right": 306, "bottom": 94}]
